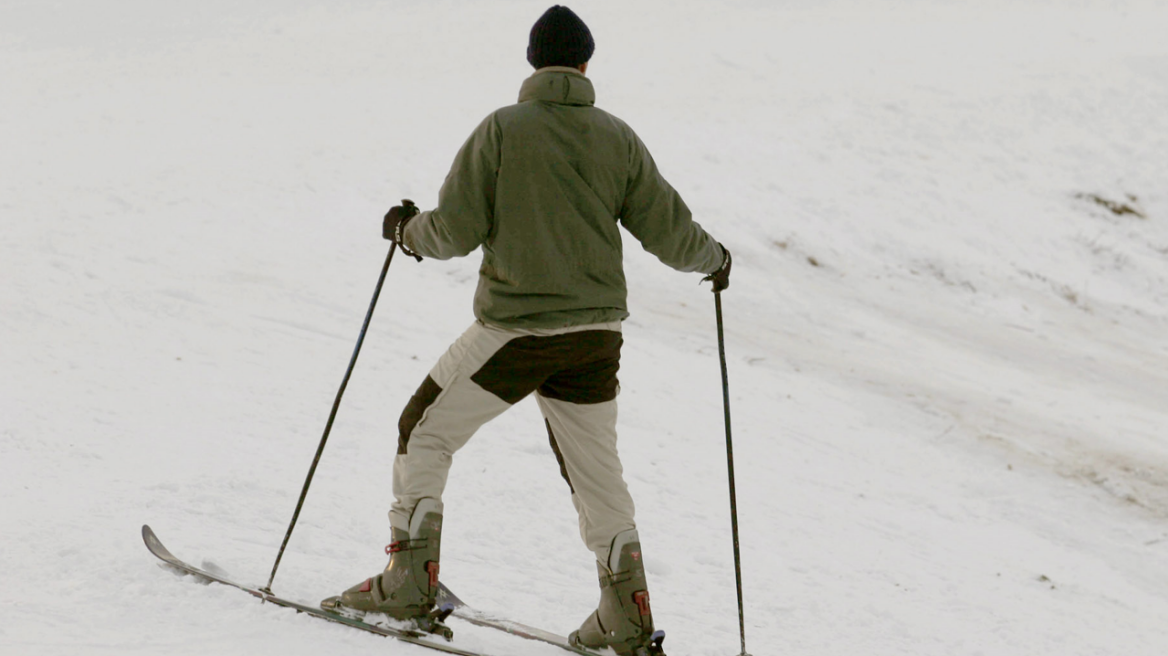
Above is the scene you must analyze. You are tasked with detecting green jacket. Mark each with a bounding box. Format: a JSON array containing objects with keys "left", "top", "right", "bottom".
[{"left": 404, "top": 67, "right": 724, "bottom": 329}]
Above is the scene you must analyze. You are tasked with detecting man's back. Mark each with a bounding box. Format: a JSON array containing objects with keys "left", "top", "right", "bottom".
[{"left": 403, "top": 67, "right": 723, "bottom": 329}]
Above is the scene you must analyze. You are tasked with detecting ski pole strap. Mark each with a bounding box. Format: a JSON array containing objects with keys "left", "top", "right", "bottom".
[{"left": 395, "top": 220, "right": 423, "bottom": 262}]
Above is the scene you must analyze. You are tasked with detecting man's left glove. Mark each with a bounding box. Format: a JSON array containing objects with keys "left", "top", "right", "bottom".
[
  {"left": 703, "top": 244, "right": 732, "bottom": 292},
  {"left": 383, "top": 199, "right": 422, "bottom": 261}
]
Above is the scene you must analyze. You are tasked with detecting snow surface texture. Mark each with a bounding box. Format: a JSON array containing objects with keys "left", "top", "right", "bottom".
[{"left": 3, "top": 1, "right": 1168, "bottom": 654}]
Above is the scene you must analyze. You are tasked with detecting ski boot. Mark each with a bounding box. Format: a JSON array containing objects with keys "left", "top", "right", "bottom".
[
  {"left": 569, "top": 529, "right": 667, "bottom": 656},
  {"left": 322, "top": 498, "right": 453, "bottom": 639}
]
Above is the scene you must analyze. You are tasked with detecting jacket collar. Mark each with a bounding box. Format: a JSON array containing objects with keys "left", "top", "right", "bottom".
[{"left": 518, "top": 67, "right": 596, "bottom": 106}]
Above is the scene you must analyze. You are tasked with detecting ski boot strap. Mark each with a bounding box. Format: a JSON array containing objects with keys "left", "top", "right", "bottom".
[
  {"left": 385, "top": 538, "right": 428, "bottom": 554},
  {"left": 599, "top": 569, "right": 637, "bottom": 589}
]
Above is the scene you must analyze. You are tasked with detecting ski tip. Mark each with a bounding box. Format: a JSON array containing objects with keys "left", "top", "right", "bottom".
[{"left": 140, "top": 524, "right": 181, "bottom": 565}]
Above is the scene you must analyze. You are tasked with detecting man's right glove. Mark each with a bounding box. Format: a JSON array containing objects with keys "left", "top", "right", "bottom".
[
  {"left": 703, "top": 244, "right": 731, "bottom": 292},
  {"left": 383, "top": 199, "right": 422, "bottom": 261}
]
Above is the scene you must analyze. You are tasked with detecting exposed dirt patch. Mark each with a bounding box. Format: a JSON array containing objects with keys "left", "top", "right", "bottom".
[{"left": 1075, "top": 192, "right": 1147, "bottom": 219}]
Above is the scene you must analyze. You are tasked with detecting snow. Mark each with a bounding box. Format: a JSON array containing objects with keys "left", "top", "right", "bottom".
[{"left": 3, "top": 1, "right": 1168, "bottom": 654}]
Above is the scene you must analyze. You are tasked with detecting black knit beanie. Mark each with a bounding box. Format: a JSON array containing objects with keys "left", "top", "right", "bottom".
[{"left": 527, "top": 5, "right": 594, "bottom": 69}]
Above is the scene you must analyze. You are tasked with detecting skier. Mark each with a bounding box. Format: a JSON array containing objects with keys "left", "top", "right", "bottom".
[{"left": 323, "top": 6, "right": 731, "bottom": 655}]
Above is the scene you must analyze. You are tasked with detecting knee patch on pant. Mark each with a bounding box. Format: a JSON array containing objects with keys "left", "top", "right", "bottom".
[
  {"left": 545, "top": 419, "right": 575, "bottom": 493},
  {"left": 398, "top": 376, "right": 443, "bottom": 455}
]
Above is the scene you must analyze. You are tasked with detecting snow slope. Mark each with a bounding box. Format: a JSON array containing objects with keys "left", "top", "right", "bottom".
[{"left": 3, "top": 1, "right": 1168, "bottom": 655}]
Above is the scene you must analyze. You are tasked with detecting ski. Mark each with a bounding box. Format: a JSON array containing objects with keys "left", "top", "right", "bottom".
[
  {"left": 438, "top": 584, "right": 665, "bottom": 656},
  {"left": 141, "top": 525, "right": 486, "bottom": 656}
]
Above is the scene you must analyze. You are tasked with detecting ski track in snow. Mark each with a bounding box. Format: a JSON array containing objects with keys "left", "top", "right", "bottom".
[{"left": 3, "top": 1, "right": 1168, "bottom": 655}]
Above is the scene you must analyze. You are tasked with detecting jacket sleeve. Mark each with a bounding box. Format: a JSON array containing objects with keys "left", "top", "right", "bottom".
[
  {"left": 618, "top": 132, "right": 724, "bottom": 274},
  {"left": 403, "top": 113, "right": 501, "bottom": 260}
]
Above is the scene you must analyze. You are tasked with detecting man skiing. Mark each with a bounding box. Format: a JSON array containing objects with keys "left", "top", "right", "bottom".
[{"left": 323, "top": 6, "right": 731, "bottom": 655}]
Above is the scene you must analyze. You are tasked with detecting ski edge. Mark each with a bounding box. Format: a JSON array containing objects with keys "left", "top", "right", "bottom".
[
  {"left": 140, "top": 525, "right": 488, "bottom": 656},
  {"left": 438, "top": 583, "right": 613, "bottom": 656}
]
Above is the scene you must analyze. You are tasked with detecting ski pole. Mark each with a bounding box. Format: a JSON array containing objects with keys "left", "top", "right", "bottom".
[
  {"left": 714, "top": 290, "right": 751, "bottom": 656},
  {"left": 262, "top": 241, "right": 400, "bottom": 593}
]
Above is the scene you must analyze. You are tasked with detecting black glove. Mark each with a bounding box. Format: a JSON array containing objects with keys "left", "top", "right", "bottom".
[
  {"left": 702, "top": 245, "right": 731, "bottom": 292},
  {"left": 383, "top": 199, "right": 422, "bottom": 261}
]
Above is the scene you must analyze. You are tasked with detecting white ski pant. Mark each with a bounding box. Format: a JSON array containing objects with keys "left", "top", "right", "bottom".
[{"left": 390, "top": 320, "right": 636, "bottom": 564}]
